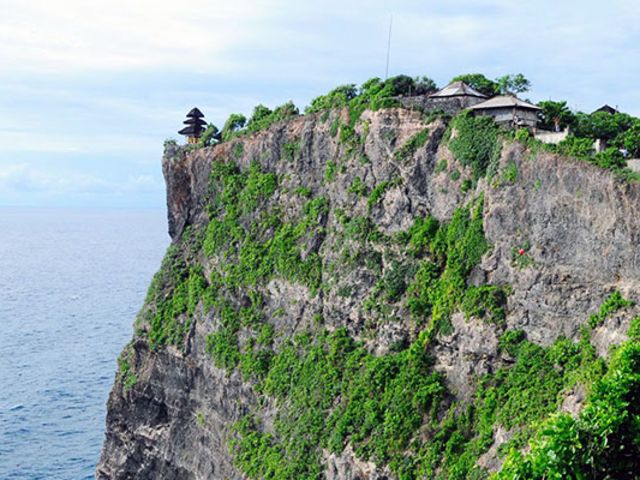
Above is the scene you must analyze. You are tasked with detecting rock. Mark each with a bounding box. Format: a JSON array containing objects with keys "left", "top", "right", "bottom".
[{"left": 98, "top": 107, "right": 640, "bottom": 479}]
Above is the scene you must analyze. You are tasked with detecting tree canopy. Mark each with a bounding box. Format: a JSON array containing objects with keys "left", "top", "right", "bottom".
[
  {"left": 451, "top": 73, "right": 500, "bottom": 97},
  {"left": 450, "top": 73, "right": 531, "bottom": 96}
]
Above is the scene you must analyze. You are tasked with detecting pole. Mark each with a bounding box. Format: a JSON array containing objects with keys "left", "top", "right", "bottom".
[{"left": 385, "top": 15, "right": 392, "bottom": 80}]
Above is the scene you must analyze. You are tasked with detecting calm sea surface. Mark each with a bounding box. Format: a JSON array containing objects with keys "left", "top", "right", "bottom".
[{"left": 0, "top": 207, "right": 169, "bottom": 479}]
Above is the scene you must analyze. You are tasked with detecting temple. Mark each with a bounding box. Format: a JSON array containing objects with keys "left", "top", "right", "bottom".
[{"left": 178, "top": 108, "right": 206, "bottom": 144}]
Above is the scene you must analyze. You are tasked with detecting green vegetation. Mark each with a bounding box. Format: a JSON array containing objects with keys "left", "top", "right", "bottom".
[
  {"left": 231, "top": 291, "right": 636, "bottom": 480},
  {"left": 220, "top": 102, "right": 300, "bottom": 142},
  {"left": 461, "top": 285, "right": 508, "bottom": 325},
  {"left": 231, "top": 329, "right": 445, "bottom": 480},
  {"left": 281, "top": 141, "right": 300, "bottom": 162},
  {"left": 435, "top": 159, "right": 448, "bottom": 174},
  {"left": 245, "top": 102, "right": 299, "bottom": 134},
  {"left": 495, "top": 322, "right": 640, "bottom": 479},
  {"left": 394, "top": 129, "right": 430, "bottom": 163},
  {"left": 204, "top": 161, "right": 326, "bottom": 293},
  {"left": 588, "top": 290, "right": 634, "bottom": 328},
  {"left": 408, "top": 329, "right": 604, "bottom": 480},
  {"left": 405, "top": 196, "right": 490, "bottom": 337},
  {"left": 199, "top": 123, "right": 221, "bottom": 147},
  {"left": 221, "top": 113, "right": 247, "bottom": 142},
  {"left": 117, "top": 344, "right": 138, "bottom": 391},
  {"left": 195, "top": 411, "right": 206, "bottom": 426},
  {"left": 448, "top": 112, "right": 502, "bottom": 179},
  {"left": 367, "top": 178, "right": 399, "bottom": 210},
  {"left": 324, "top": 160, "right": 337, "bottom": 182},
  {"left": 450, "top": 73, "right": 530, "bottom": 97},
  {"left": 306, "top": 75, "right": 437, "bottom": 118},
  {"left": 517, "top": 102, "right": 640, "bottom": 182},
  {"left": 200, "top": 160, "right": 333, "bottom": 382},
  {"left": 451, "top": 73, "right": 500, "bottom": 97},
  {"left": 501, "top": 161, "right": 518, "bottom": 184},
  {"left": 347, "top": 176, "right": 368, "bottom": 196},
  {"left": 143, "top": 244, "right": 207, "bottom": 348},
  {"left": 510, "top": 241, "right": 534, "bottom": 270},
  {"left": 538, "top": 100, "right": 575, "bottom": 131}
]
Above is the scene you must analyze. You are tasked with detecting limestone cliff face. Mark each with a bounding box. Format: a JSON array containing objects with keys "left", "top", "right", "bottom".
[{"left": 97, "top": 107, "right": 640, "bottom": 479}]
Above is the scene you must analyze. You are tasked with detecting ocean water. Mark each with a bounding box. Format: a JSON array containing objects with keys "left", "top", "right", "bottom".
[{"left": 0, "top": 207, "right": 169, "bottom": 479}]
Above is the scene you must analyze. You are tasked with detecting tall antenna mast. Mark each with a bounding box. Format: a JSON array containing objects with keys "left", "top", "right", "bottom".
[{"left": 385, "top": 15, "right": 393, "bottom": 80}]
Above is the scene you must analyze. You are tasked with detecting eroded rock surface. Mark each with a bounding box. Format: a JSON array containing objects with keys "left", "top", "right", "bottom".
[{"left": 98, "top": 108, "right": 640, "bottom": 479}]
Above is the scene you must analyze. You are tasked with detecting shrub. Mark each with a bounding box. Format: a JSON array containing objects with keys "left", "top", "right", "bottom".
[
  {"left": 367, "top": 180, "right": 391, "bottom": 210},
  {"left": 221, "top": 113, "right": 247, "bottom": 142},
  {"left": 348, "top": 176, "right": 368, "bottom": 196},
  {"left": 448, "top": 112, "right": 501, "bottom": 179},
  {"left": 495, "top": 335, "right": 640, "bottom": 479},
  {"left": 245, "top": 101, "right": 299, "bottom": 134},
  {"left": 588, "top": 290, "right": 634, "bottom": 328},
  {"left": 499, "top": 329, "right": 526, "bottom": 356},
  {"left": 461, "top": 285, "right": 508, "bottom": 325},
  {"left": 394, "top": 129, "right": 430, "bottom": 162},
  {"left": 501, "top": 161, "right": 518, "bottom": 184},
  {"left": 324, "top": 161, "right": 337, "bottom": 182},
  {"left": 199, "top": 123, "right": 221, "bottom": 147}
]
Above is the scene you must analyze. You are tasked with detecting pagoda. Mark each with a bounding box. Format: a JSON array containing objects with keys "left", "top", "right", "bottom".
[{"left": 178, "top": 107, "right": 206, "bottom": 144}]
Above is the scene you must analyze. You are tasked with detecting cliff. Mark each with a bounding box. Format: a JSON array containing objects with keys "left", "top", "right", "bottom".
[{"left": 97, "top": 106, "right": 640, "bottom": 479}]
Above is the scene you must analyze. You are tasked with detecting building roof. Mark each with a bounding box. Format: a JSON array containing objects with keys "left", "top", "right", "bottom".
[
  {"left": 468, "top": 95, "right": 542, "bottom": 111},
  {"left": 183, "top": 117, "right": 207, "bottom": 126},
  {"left": 178, "top": 125, "right": 204, "bottom": 136},
  {"left": 429, "top": 81, "right": 487, "bottom": 99},
  {"left": 186, "top": 107, "right": 204, "bottom": 118},
  {"left": 593, "top": 104, "right": 619, "bottom": 115}
]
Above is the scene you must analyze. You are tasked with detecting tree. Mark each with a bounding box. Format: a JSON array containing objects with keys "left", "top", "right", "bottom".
[
  {"left": 619, "top": 120, "right": 640, "bottom": 156},
  {"left": 221, "top": 113, "right": 247, "bottom": 142},
  {"left": 388, "top": 74, "right": 415, "bottom": 96},
  {"left": 414, "top": 76, "right": 438, "bottom": 95},
  {"left": 246, "top": 105, "right": 272, "bottom": 130},
  {"left": 594, "top": 147, "right": 626, "bottom": 169},
  {"left": 305, "top": 84, "right": 357, "bottom": 113},
  {"left": 385, "top": 75, "right": 437, "bottom": 96},
  {"left": 557, "top": 135, "right": 594, "bottom": 158},
  {"left": 496, "top": 73, "right": 531, "bottom": 95},
  {"left": 199, "top": 123, "right": 221, "bottom": 147},
  {"left": 574, "top": 112, "right": 634, "bottom": 143},
  {"left": 271, "top": 101, "right": 299, "bottom": 118},
  {"left": 450, "top": 73, "right": 500, "bottom": 97},
  {"left": 538, "top": 100, "right": 576, "bottom": 131}
]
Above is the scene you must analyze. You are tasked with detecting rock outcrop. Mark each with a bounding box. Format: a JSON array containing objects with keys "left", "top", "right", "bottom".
[{"left": 97, "top": 106, "right": 640, "bottom": 479}]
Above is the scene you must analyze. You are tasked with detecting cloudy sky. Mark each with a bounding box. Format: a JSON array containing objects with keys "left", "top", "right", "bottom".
[{"left": 1, "top": 0, "right": 638, "bottom": 208}]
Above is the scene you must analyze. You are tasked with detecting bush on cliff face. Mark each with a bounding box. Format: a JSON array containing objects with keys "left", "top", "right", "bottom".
[
  {"left": 447, "top": 112, "right": 502, "bottom": 180},
  {"left": 496, "top": 328, "right": 640, "bottom": 480}
]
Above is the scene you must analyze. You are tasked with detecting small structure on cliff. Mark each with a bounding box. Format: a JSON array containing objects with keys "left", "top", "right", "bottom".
[
  {"left": 178, "top": 108, "right": 206, "bottom": 144},
  {"left": 428, "top": 81, "right": 487, "bottom": 108},
  {"left": 593, "top": 104, "right": 619, "bottom": 115},
  {"left": 469, "top": 95, "right": 541, "bottom": 129},
  {"left": 394, "top": 81, "right": 487, "bottom": 114}
]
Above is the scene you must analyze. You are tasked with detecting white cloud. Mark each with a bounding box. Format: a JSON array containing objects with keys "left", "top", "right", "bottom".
[
  {"left": 0, "top": 163, "right": 162, "bottom": 196},
  {"left": 0, "top": 130, "right": 160, "bottom": 155},
  {"left": 0, "top": 0, "right": 278, "bottom": 73}
]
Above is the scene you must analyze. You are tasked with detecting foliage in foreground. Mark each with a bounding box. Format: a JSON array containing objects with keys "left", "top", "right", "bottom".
[{"left": 495, "top": 322, "right": 640, "bottom": 479}]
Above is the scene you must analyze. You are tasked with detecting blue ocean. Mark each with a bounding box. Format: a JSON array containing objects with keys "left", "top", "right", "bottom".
[{"left": 0, "top": 207, "right": 169, "bottom": 479}]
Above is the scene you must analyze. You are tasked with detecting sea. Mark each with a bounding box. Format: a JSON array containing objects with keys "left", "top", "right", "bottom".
[{"left": 0, "top": 207, "right": 169, "bottom": 479}]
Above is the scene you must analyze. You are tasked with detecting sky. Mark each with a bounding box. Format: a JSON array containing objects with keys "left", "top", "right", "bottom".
[{"left": 1, "top": 0, "right": 639, "bottom": 208}]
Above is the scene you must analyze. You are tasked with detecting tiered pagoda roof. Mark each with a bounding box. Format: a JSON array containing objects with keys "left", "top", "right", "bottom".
[{"left": 178, "top": 107, "right": 206, "bottom": 138}]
